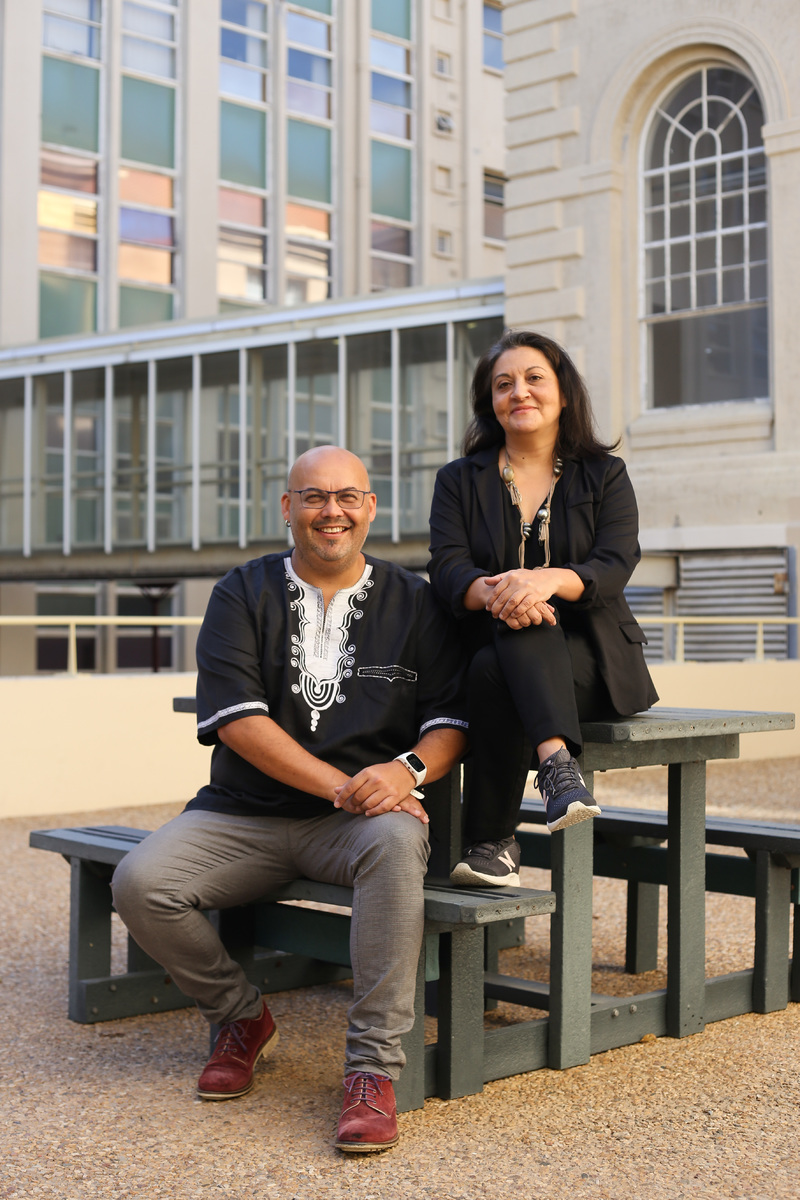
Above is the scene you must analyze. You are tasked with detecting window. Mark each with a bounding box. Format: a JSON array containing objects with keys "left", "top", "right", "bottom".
[
  {"left": 483, "top": 4, "right": 503, "bottom": 71},
  {"left": 484, "top": 170, "right": 505, "bottom": 239},
  {"left": 370, "top": 4, "right": 414, "bottom": 290},
  {"left": 122, "top": 1, "right": 178, "bottom": 80},
  {"left": 40, "top": 8, "right": 103, "bottom": 338},
  {"left": 435, "top": 229, "right": 453, "bottom": 256},
  {"left": 435, "top": 51, "right": 452, "bottom": 77},
  {"left": 642, "top": 67, "right": 768, "bottom": 407},
  {"left": 218, "top": 1, "right": 269, "bottom": 308}
]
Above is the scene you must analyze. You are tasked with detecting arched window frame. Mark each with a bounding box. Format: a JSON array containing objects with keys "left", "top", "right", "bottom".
[{"left": 639, "top": 64, "right": 769, "bottom": 411}]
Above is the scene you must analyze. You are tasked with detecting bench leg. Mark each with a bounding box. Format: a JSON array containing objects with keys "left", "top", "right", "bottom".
[
  {"left": 667, "top": 761, "right": 706, "bottom": 1037},
  {"left": 395, "top": 943, "right": 427, "bottom": 1113},
  {"left": 792, "top": 889, "right": 800, "bottom": 1003},
  {"left": 548, "top": 818, "right": 593, "bottom": 1069},
  {"left": 69, "top": 859, "right": 113, "bottom": 1022},
  {"left": 483, "top": 917, "right": 526, "bottom": 1010},
  {"left": 436, "top": 926, "right": 485, "bottom": 1099},
  {"left": 625, "top": 881, "right": 660, "bottom": 974},
  {"left": 753, "top": 851, "right": 791, "bottom": 1013}
]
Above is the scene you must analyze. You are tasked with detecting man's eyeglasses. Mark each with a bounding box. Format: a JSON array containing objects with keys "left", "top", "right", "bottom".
[{"left": 291, "top": 488, "right": 370, "bottom": 509}]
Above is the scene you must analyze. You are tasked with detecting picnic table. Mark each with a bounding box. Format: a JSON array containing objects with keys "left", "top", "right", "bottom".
[{"left": 30, "top": 702, "right": 796, "bottom": 1111}]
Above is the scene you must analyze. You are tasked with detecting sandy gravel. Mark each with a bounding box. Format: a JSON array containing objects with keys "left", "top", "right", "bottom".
[{"left": 2, "top": 757, "right": 799, "bottom": 1200}]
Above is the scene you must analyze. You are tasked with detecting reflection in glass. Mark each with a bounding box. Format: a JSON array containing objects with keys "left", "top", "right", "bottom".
[
  {"left": 296, "top": 340, "right": 338, "bottom": 458},
  {"left": 122, "top": 37, "right": 175, "bottom": 79},
  {"left": 72, "top": 368, "right": 104, "bottom": 547},
  {"left": 38, "top": 190, "right": 97, "bottom": 233},
  {"left": 650, "top": 307, "right": 768, "bottom": 407},
  {"left": 220, "top": 187, "right": 265, "bottom": 226},
  {"left": 155, "top": 357, "right": 192, "bottom": 545},
  {"left": 251, "top": 345, "right": 288, "bottom": 539},
  {"left": 119, "top": 207, "right": 174, "bottom": 246},
  {"left": 222, "top": 0, "right": 267, "bottom": 31},
  {"left": 286, "top": 203, "right": 329, "bottom": 240},
  {"left": 347, "top": 332, "right": 392, "bottom": 537},
  {"left": 370, "top": 257, "right": 411, "bottom": 290},
  {"left": 0, "top": 379, "right": 25, "bottom": 551},
  {"left": 119, "top": 166, "right": 173, "bottom": 207},
  {"left": 39, "top": 230, "right": 96, "bottom": 271},
  {"left": 122, "top": 2, "right": 174, "bottom": 40},
  {"left": 41, "top": 150, "right": 98, "bottom": 193},
  {"left": 220, "top": 62, "right": 266, "bottom": 102},
  {"left": 43, "top": 13, "right": 100, "bottom": 58},
  {"left": 399, "top": 325, "right": 447, "bottom": 535},
  {"left": 199, "top": 352, "right": 241, "bottom": 542},
  {"left": 113, "top": 364, "right": 147, "bottom": 545},
  {"left": 118, "top": 243, "right": 173, "bottom": 284},
  {"left": 287, "top": 81, "right": 330, "bottom": 119}
]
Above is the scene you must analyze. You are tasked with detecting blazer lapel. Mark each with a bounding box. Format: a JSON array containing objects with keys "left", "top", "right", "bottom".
[{"left": 472, "top": 447, "right": 506, "bottom": 570}]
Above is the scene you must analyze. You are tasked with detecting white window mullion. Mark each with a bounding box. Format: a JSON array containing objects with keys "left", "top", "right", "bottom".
[
  {"left": 23, "top": 376, "right": 33, "bottom": 558},
  {"left": 191, "top": 352, "right": 200, "bottom": 551},
  {"left": 146, "top": 359, "right": 156, "bottom": 552},
  {"left": 238, "top": 346, "right": 247, "bottom": 550},
  {"left": 103, "top": 364, "right": 113, "bottom": 553},
  {"left": 63, "top": 370, "right": 73, "bottom": 556},
  {"left": 390, "top": 326, "right": 399, "bottom": 544},
  {"left": 286, "top": 341, "right": 296, "bottom": 546},
  {"left": 445, "top": 321, "right": 455, "bottom": 462},
  {"left": 337, "top": 335, "right": 347, "bottom": 447}
]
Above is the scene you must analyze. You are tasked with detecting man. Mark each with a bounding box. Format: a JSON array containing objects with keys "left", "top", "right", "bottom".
[{"left": 112, "top": 446, "right": 467, "bottom": 1154}]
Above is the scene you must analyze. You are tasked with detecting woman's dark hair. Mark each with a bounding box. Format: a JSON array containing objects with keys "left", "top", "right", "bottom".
[{"left": 462, "top": 329, "right": 618, "bottom": 459}]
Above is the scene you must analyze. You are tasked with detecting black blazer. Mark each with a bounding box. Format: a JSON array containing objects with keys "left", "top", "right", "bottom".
[{"left": 427, "top": 449, "right": 658, "bottom": 717}]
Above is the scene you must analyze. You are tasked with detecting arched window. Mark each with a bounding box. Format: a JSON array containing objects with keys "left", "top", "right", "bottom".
[{"left": 642, "top": 67, "right": 768, "bottom": 408}]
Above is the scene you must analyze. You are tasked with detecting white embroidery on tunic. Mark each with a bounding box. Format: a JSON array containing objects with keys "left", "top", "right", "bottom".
[
  {"left": 357, "top": 665, "right": 417, "bottom": 682},
  {"left": 284, "top": 559, "right": 374, "bottom": 731}
]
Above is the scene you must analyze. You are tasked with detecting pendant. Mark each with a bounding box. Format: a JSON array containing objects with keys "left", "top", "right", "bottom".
[
  {"left": 521, "top": 522, "right": 532, "bottom": 539},
  {"left": 537, "top": 506, "right": 549, "bottom": 521},
  {"left": 501, "top": 463, "right": 515, "bottom": 484}
]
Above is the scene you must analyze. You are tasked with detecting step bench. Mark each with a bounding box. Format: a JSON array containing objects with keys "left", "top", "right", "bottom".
[
  {"left": 29, "top": 822, "right": 559, "bottom": 1113},
  {"left": 513, "top": 800, "right": 800, "bottom": 1005}
]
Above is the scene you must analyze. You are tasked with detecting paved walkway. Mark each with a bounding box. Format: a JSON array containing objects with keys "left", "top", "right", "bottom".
[{"left": 2, "top": 757, "right": 798, "bottom": 1199}]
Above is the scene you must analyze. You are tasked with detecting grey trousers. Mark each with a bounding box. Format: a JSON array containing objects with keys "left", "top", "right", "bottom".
[{"left": 111, "top": 807, "right": 430, "bottom": 1080}]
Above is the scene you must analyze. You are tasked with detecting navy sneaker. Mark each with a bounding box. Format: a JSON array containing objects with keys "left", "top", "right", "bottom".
[
  {"left": 450, "top": 837, "right": 521, "bottom": 887},
  {"left": 535, "top": 747, "right": 601, "bottom": 832}
]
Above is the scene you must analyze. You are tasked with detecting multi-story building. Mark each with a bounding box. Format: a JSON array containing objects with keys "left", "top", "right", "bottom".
[{"left": 0, "top": 0, "right": 798, "bottom": 676}]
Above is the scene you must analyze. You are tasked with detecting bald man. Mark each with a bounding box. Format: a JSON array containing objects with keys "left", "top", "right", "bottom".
[{"left": 112, "top": 447, "right": 468, "bottom": 1154}]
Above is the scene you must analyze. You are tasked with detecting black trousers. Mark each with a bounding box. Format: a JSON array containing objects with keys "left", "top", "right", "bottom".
[{"left": 464, "top": 615, "right": 616, "bottom": 842}]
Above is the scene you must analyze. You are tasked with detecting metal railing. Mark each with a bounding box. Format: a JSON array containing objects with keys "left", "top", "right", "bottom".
[
  {"left": 0, "top": 615, "right": 203, "bottom": 675},
  {"left": 635, "top": 615, "right": 799, "bottom": 663},
  {"left": 0, "top": 614, "right": 798, "bottom": 674}
]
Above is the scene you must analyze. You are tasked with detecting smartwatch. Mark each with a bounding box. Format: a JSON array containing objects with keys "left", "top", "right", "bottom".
[{"left": 394, "top": 751, "right": 427, "bottom": 788}]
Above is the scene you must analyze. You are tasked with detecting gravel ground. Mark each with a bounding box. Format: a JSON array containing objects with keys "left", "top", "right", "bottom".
[{"left": 2, "top": 757, "right": 799, "bottom": 1200}]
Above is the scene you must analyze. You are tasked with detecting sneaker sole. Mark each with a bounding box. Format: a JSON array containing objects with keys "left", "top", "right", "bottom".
[
  {"left": 547, "top": 802, "right": 601, "bottom": 834},
  {"left": 449, "top": 862, "right": 521, "bottom": 888},
  {"left": 335, "top": 1132, "right": 400, "bottom": 1153},
  {"left": 196, "top": 1026, "right": 279, "bottom": 1101}
]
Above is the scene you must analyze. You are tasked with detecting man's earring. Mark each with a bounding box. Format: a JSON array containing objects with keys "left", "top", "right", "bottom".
[{"left": 284, "top": 519, "right": 291, "bottom": 528}]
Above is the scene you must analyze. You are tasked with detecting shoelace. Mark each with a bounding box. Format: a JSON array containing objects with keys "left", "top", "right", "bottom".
[
  {"left": 535, "top": 755, "right": 579, "bottom": 800},
  {"left": 212, "top": 1021, "right": 249, "bottom": 1059},
  {"left": 465, "top": 839, "right": 509, "bottom": 858},
  {"left": 344, "top": 1072, "right": 385, "bottom": 1108}
]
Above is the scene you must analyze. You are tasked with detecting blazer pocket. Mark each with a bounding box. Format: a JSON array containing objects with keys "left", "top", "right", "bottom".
[
  {"left": 565, "top": 491, "right": 595, "bottom": 508},
  {"left": 620, "top": 620, "right": 648, "bottom": 646}
]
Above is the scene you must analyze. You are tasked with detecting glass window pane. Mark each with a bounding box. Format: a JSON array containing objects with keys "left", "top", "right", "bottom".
[
  {"left": 287, "top": 81, "right": 331, "bottom": 119},
  {"left": 371, "top": 256, "right": 411, "bottom": 290},
  {"left": 286, "top": 242, "right": 330, "bottom": 278},
  {"left": 669, "top": 169, "right": 690, "bottom": 203},
  {"left": 645, "top": 246, "right": 665, "bottom": 280},
  {"left": 749, "top": 191, "right": 766, "bottom": 224},
  {"left": 671, "top": 276, "right": 691, "bottom": 310},
  {"left": 721, "top": 194, "right": 744, "bottom": 227},
  {"left": 371, "top": 221, "right": 410, "bottom": 256},
  {"left": 650, "top": 307, "right": 767, "bottom": 407},
  {"left": 0, "top": 379, "right": 26, "bottom": 552},
  {"left": 750, "top": 227, "right": 767, "bottom": 262},
  {"left": 118, "top": 243, "right": 173, "bottom": 284},
  {"left": 121, "top": 76, "right": 175, "bottom": 167},
  {"left": 122, "top": 3, "right": 174, "bottom": 40},
  {"left": 295, "top": 0, "right": 331, "bottom": 14},
  {"left": 219, "top": 228, "right": 265, "bottom": 264},
  {"left": 221, "top": 28, "right": 266, "bottom": 66},
  {"left": 750, "top": 263, "right": 767, "bottom": 300},
  {"left": 721, "top": 268, "right": 745, "bottom": 303},
  {"left": 219, "top": 101, "right": 266, "bottom": 188},
  {"left": 288, "top": 49, "right": 331, "bottom": 86},
  {"left": 286, "top": 203, "right": 330, "bottom": 239},
  {"left": 484, "top": 199, "right": 503, "bottom": 239},
  {"left": 220, "top": 62, "right": 266, "bottom": 102},
  {"left": 721, "top": 233, "right": 744, "bottom": 266},
  {"left": 695, "top": 236, "right": 716, "bottom": 270},
  {"left": 38, "top": 190, "right": 97, "bottom": 233},
  {"left": 695, "top": 199, "right": 715, "bottom": 233},
  {"left": 42, "top": 57, "right": 99, "bottom": 152},
  {"left": 371, "top": 140, "right": 411, "bottom": 220},
  {"left": 217, "top": 259, "right": 266, "bottom": 300},
  {"left": 39, "top": 271, "right": 96, "bottom": 338},
  {"left": 285, "top": 275, "right": 329, "bottom": 305},
  {"left": 287, "top": 120, "right": 331, "bottom": 203},
  {"left": 122, "top": 37, "right": 176, "bottom": 79},
  {"left": 119, "top": 207, "right": 174, "bottom": 246},
  {"left": 645, "top": 209, "right": 665, "bottom": 241},
  {"left": 671, "top": 241, "right": 690, "bottom": 274},
  {"left": 371, "top": 0, "right": 410, "bottom": 40},
  {"left": 38, "top": 229, "right": 97, "bottom": 270},
  {"left": 41, "top": 150, "right": 98, "bottom": 193},
  {"left": 46, "top": 1, "right": 101, "bottom": 18},
  {"left": 371, "top": 73, "right": 410, "bottom": 108},
  {"left": 119, "top": 166, "right": 173, "bottom": 207},
  {"left": 287, "top": 12, "right": 329, "bottom": 50},
  {"left": 483, "top": 3, "right": 502, "bottom": 34},
  {"left": 370, "top": 37, "right": 408, "bottom": 73},
  {"left": 696, "top": 272, "right": 717, "bottom": 307},
  {"left": 219, "top": 187, "right": 265, "bottom": 226},
  {"left": 483, "top": 33, "right": 504, "bottom": 70},
  {"left": 118, "top": 285, "right": 173, "bottom": 327},
  {"left": 43, "top": 14, "right": 100, "bottom": 58},
  {"left": 221, "top": 0, "right": 267, "bottom": 31},
  {"left": 112, "top": 362, "right": 147, "bottom": 544}
]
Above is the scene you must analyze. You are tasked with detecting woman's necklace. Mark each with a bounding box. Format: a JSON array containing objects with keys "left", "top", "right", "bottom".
[{"left": 500, "top": 448, "right": 563, "bottom": 569}]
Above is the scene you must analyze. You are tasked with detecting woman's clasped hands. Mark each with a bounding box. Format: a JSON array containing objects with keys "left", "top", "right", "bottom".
[{"left": 483, "top": 567, "right": 558, "bottom": 630}]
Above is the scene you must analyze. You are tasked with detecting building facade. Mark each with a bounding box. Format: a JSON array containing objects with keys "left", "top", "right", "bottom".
[{"left": 1, "top": 0, "right": 798, "bottom": 674}]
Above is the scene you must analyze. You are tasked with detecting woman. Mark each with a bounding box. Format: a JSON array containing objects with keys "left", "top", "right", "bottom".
[{"left": 428, "top": 330, "right": 658, "bottom": 887}]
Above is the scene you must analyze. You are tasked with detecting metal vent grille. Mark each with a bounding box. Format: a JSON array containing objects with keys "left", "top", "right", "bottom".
[
  {"left": 624, "top": 587, "right": 666, "bottom": 663},
  {"left": 677, "top": 550, "right": 789, "bottom": 661}
]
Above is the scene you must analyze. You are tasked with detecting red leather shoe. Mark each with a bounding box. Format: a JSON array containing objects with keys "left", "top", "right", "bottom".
[
  {"left": 197, "top": 1000, "right": 278, "bottom": 1100},
  {"left": 335, "top": 1072, "right": 399, "bottom": 1153}
]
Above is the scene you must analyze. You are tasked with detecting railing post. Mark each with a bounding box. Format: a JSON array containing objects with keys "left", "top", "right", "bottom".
[
  {"left": 675, "top": 619, "right": 685, "bottom": 663},
  {"left": 755, "top": 620, "right": 765, "bottom": 662},
  {"left": 67, "top": 622, "right": 78, "bottom": 675}
]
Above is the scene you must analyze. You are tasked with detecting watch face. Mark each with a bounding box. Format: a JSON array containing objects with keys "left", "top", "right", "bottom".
[{"left": 405, "top": 753, "right": 426, "bottom": 773}]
